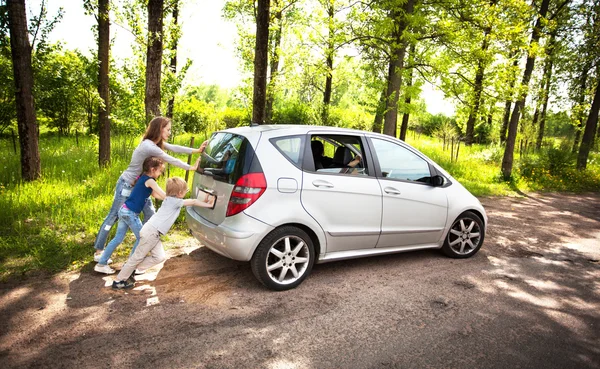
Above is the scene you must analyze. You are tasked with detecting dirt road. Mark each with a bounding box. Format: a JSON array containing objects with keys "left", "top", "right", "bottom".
[{"left": 1, "top": 193, "right": 599, "bottom": 368}]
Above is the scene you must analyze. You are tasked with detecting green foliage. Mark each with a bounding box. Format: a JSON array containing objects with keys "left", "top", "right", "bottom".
[
  {"left": 173, "top": 96, "right": 211, "bottom": 133},
  {"left": 272, "top": 98, "right": 314, "bottom": 125},
  {"left": 34, "top": 48, "right": 98, "bottom": 135},
  {"left": 519, "top": 144, "right": 576, "bottom": 179},
  {"left": 0, "top": 50, "right": 15, "bottom": 134},
  {"left": 222, "top": 107, "right": 249, "bottom": 128}
]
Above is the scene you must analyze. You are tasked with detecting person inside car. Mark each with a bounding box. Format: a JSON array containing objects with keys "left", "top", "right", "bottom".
[{"left": 311, "top": 140, "right": 333, "bottom": 170}]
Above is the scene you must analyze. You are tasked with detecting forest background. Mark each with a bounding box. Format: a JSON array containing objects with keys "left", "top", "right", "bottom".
[{"left": 0, "top": 0, "right": 599, "bottom": 279}]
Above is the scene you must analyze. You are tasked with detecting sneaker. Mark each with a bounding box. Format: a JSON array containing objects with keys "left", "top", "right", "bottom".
[
  {"left": 134, "top": 269, "right": 146, "bottom": 275},
  {"left": 93, "top": 254, "right": 113, "bottom": 264},
  {"left": 112, "top": 279, "right": 135, "bottom": 290},
  {"left": 94, "top": 263, "right": 115, "bottom": 274}
]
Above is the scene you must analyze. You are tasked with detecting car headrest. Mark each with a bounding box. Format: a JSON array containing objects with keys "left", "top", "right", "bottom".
[{"left": 333, "top": 146, "right": 353, "bottom": 166}]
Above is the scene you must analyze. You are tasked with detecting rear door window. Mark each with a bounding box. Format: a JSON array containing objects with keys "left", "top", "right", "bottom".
[
  {"left": 307, "top": 134, "right": 369, "bottom": 176},
  {"left": 270, "top": 135, "right": 305, "bottom": 168}
]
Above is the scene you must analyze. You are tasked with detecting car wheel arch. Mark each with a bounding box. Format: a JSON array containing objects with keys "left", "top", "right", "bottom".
[{"left": 251, "top": 222, "right": 322, "bottom": 261}]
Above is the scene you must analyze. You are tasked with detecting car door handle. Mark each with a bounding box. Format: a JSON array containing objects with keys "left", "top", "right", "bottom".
[
  {"left": 384, "top": 187, "right": 401, "bottom": 195},
  {"left": 312, "top": 180, "right": 334, "bottom": 188}
]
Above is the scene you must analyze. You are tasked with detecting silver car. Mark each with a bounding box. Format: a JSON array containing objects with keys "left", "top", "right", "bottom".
[{"left": 186, "top": 125, "right": 487, "bottom": 291}]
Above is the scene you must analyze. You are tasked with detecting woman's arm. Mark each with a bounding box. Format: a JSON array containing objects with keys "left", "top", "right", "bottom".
[
  {"left": 145, "top": 178, "right": 166, "bottom": 200},
  {"left": 164, "top": 140, "right": 208, "bottom": 154}
]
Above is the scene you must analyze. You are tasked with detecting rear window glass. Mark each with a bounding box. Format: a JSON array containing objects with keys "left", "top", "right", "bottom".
[
  {"left": 270, "top": 135, "right": 305, "bottom": 168},
  {"left": 199, "top": 132, "right": 257, "bottom": 184}
]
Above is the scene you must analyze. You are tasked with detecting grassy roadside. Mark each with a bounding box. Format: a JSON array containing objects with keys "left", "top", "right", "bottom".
[{"left": 0, "top": 132, "right": 598, "bottom": 280}]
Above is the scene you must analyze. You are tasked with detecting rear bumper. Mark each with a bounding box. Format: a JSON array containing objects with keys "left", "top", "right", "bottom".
[{"left": 185, "top": 207, "right": 273, "bottom": 261}]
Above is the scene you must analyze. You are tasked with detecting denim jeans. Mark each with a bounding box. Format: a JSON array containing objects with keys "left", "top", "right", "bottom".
[
  {"left": 98, "top": 206, "right": 143, "bottom": 265},
  {"left": 94, "top": 176, "right": 156, "bottom": 251}
]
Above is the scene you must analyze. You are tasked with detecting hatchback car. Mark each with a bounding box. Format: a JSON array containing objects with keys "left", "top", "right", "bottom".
[{"left": 186, "top": 125, "right": 486, "bottom": 291}]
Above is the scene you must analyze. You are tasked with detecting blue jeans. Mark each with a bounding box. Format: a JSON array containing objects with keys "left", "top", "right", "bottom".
[
  {"left": 94, "top": 176, "right": 155, "bottom": 251},
  {"left": 98, "top": 206, "right": 143, "bottom": 265}
]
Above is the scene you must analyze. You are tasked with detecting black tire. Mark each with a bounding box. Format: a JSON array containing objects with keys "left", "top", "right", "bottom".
[
  {"left": 251, "top": 226, "right": 315, "bottom": 291},
  {"left": 441, "top": 211, "right": 485, "bottom": 258}
]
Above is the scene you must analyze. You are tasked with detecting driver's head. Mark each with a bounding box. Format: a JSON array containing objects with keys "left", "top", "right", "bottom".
[{"left": 311, "top": 140, "right": 324, "bottom": 157}]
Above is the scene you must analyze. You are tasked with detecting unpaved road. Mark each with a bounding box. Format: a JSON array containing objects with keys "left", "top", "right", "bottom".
[{"left": 1, "top": 193, "right": 599, "bottom": 368}]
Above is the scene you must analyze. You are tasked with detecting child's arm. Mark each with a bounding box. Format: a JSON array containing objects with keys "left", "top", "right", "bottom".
[
  {"left": 183, "top": 193, "right": 215, "bottom": 208},
  {"left": 145, "top": 178, "right": 166, "bottom": 200}
]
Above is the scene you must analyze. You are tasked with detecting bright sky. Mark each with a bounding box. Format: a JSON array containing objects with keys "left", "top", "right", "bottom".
[{"left": 36, "top": 0, "right": 454, "bottom": 115}]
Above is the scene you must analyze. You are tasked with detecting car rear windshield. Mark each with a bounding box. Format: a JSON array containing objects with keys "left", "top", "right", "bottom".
[{"left": 198, "top": 132, "right": 261, "bottom": 184}]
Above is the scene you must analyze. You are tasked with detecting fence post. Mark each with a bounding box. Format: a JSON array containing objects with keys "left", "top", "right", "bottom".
[
  {"left": 456, "top": 140, "right": 460, "bottom": 162},
  {"left": 185, "top": 136, "right": 196, "bottom": 184},
  {"left": 76, "top": 130, "right": 79, "bottom": 147},
  {"left": 11, "top": 129, "right": 17, "bottom": 154}
]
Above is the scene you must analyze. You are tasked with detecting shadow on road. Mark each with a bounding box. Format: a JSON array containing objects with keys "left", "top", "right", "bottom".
[{"left": 1, "top": 193, "right": 599, "bottom": 368}]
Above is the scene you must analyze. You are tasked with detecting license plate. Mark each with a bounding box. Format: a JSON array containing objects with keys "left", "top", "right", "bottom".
[{"left": 196, "top": 188, "right": 216, "bottom": 210}]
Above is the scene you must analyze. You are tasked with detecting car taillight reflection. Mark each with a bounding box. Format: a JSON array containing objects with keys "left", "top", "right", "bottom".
[{"left": 226, "top": 173, "right": 267, "bottom": 217}]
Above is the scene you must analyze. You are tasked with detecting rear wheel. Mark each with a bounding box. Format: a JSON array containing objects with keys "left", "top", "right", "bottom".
[
  {"left": 442, "top": 211, "right": 485, "bottom": 258},
  {"left": 251, "top": 226, "right": 315, "bottom": 291}
]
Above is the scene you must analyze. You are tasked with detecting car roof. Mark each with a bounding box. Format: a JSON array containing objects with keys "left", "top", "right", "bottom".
[{"left": 222, "top": 124, "right": 399, "bottom": 141}]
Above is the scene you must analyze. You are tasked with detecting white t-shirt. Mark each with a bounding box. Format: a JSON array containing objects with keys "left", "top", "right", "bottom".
[{"left": 146, "top": 196, "right": 185, "bottom": 235}]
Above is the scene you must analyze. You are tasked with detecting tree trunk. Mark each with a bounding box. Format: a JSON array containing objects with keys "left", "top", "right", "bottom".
[
  {"left": 577, "top": 78, "right": 600, "bottom": 170},
  {"left": 373, "top": 88, "right": 386, "bottom": 133},
  {"left": 97, "top": 0, "right": 111, "bottom": 167},
  {"left": 252, "top": 0, "right": 270, "bottom": 124},
  {"left": 572, "top": 69, "right": 589, "bottom": 153},
  {"left": 399, "top": 43, "right": 415, "bottom": 141},
  {"left": 145, "top": 0, "right": 164, "bottom": 123},
  {"left": 265, "top": 5, "right": 282, "bottom": 124},
  {"left": 166, "top": 1, "right": 178, "bottom": 119},
  {"left": 500, "top": 56, "right": 519, "bottom": 144},
  {"left": 383, "top": 0, "right": 415, "bottom": 138},
  {"left": 465, "top": 26, "right": 491, "bottom": 146},
  {"left": 7, "top": 0, "right": 40, "bottom": 181},
  {"left": 321, "top": 1, "right": 334, "bottom": 125},
  {"left": 536, "top": 57, "right": 553, "bottom": 150},
  {"left": 501, "top": 0, "right": 550, "bottom": 179}
]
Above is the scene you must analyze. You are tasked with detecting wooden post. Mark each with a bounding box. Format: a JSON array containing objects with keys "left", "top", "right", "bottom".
[
  {"left": 11, "top": 129, "right": 17, "bottom": 153},
  {"left": 76, "top": 130, "right": 79, "bottom": 147},
  {"left": 451, "top": 137, "right": 454, "bottom": 162},
  {"left": 456, "top": 140, "right": 460, "bottom": 162},
  {"left": 519, "top": 139, "right": 523, "bottom": 158},
  {"left": 185, "top": 136, "right": 196, "bottom": 183}
]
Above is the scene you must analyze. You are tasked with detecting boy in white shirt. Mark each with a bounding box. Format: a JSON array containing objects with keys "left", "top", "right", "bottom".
[{"left": 112, "top": 177, "right": 215, "bottom": 289}]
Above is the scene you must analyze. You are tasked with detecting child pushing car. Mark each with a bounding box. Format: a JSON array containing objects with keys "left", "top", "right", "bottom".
[{"left": 112, "top": 177, "right": 215, "bottom": 289}]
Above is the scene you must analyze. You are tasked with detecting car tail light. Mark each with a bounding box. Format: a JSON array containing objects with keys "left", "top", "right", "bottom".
[{"left": 226, "top": 173, "right": 267, "bottom": 217}]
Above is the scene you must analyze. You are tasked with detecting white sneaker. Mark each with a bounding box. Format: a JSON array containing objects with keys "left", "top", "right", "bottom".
[
  {"left": 93, "top": 254, "right": 112, "bottom": 264},
  {"left": 134, "top": 269, "right": 146, "bottom": 275},
  {"left": 94, "top": 263, "right": 115, "bottom": 274}
]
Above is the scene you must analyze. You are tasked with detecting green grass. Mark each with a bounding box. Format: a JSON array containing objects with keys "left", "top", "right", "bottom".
[{"left": 0, "top": 131, "right": 598, "bottom": 280}]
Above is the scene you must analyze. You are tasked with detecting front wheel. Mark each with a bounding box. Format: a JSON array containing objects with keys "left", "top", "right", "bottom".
[
  {"left": 442, "top": 211, "right": 485, "bottom": 258},
  {"left": 251, "top": 226, "right": 315, "bottom": 291}
]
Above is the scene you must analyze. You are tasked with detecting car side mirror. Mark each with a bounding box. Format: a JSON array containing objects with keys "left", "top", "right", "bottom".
[{"left": 431, "top": 175, "right": 444, "bottom": 187}]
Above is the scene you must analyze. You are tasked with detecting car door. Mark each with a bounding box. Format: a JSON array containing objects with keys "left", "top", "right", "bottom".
[
  {"left": 300, "top": 133, "right": 382, "bottom": 253},
  {"left": 368, "top": 137, "right": 448, "bottom": 248}
]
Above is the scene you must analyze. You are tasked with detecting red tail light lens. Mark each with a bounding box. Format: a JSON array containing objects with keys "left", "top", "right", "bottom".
[{"left": 226, "top": 173, "right": 267, "bottom": 217}]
